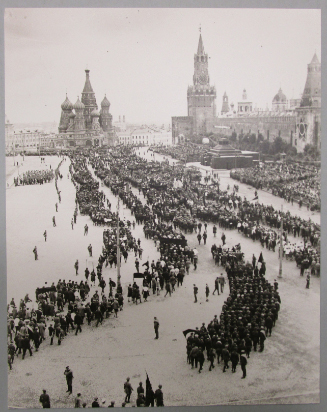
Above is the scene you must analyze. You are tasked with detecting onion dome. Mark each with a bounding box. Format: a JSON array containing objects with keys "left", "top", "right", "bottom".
[
  {"left": 73, "top": 97, "right": 85, "bottom": 110},
  {"left": 273, "top": 88, "right": 287, "bottom": 103},
  {"left": 68, "top": 112, "right": 76, "bottom": 118},
  {"left": 61, "top": 95, "right": 74, "bottom": 110},
  {"left": 101, "top": 95, "right": 110, "bottom": 108},
  {"left": 91, "top": 109, "right": 100, "bottom": 117}
]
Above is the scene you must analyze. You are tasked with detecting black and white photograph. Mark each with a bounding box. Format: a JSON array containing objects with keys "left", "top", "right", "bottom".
[{"left": 4, "top": 7, "right": 321, "bottom": 408}]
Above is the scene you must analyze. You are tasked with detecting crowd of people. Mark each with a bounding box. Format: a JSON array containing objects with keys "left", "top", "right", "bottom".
[
  {"left": 185, "top": 249, "right": 280, "bottom": 378},
  {"left": 87, "top": 147, "right": 320, "bottom": 278},
  {"left": 8, "top": 145, "right": 319, "bottom": 408},
  {"left": 14, "top": 169, "right": 55, "bottom": 186},
  {"left": 151, "top": 143, "right": 206, "bottom": 163},
  {"left": 230, "top": 163, "right": 320, "bottom": 211}
]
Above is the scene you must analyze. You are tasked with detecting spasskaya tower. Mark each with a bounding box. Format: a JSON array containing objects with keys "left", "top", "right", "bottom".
[{"left": 187, "top": 33, "right": 216, "bottom": 134}]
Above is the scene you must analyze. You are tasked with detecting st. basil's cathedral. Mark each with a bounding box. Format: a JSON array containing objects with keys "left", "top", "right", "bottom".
[{"left": 58, "top": 69, "right": 116, "bottom": 147}]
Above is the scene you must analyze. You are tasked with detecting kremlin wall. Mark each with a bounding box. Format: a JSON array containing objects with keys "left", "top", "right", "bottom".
[{"left": 172, "top": 34, "right": 321, "bottom": 154}]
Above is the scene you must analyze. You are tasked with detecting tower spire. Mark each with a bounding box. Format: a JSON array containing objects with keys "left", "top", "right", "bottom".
[{"left": 197, "top": 33, "right": 204, "bottom": 55}]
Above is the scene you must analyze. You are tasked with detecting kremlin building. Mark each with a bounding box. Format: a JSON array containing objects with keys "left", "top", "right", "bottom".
[{"left": 172, "top": 34, "right": 321, "bottom": 153}]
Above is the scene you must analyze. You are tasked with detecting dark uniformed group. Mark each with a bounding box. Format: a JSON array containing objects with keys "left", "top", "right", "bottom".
[
  {"left": 14, "top": 169, "right": 54, "bottom": 186},
  {"left": 186, "top": 250, "right": 280, "bottom": 378}
]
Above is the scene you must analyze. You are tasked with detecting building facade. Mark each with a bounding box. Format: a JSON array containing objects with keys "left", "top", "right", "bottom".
[{"left": 117, "top": 126, "right": 172, "bottom": 146}]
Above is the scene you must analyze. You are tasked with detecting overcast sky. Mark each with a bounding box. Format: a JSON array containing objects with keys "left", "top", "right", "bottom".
[{"left": 5, "top": 8, "right": 321, "bottom": 126}]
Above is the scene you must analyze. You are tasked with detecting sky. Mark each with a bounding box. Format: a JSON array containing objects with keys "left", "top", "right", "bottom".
[{"left": 4, "top": 8, "right": 321, "bottom": 126}]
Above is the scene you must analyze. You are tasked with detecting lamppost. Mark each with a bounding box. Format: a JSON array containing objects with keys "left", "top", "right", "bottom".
[
  {"left": 278, "top": 204, "right": 283, "bottom": 278},
  {"left": 116, "top": 197, "right": 121, "bottom": 288}
]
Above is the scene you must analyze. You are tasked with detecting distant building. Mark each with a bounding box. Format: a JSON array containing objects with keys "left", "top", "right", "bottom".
[
  {"left": 272, "top": 88, "right": 288, "bottom": 112},
  {"left": 237, "top": 89, "right": 253, "bottom": 114},
  {"left": 5, "top": 119, "right": 48, "bottom": 154},
  {"left": 113, "top": 115, "right": 127, "bottom": 131},
  {"left": 117, "top": 126, "right": 172, "bottom": 146},
  {"left": 5, "top": 115, "right": 14, "bottom": 154},
  {"left": 221, "top": 92, "right": 230, "bottom": 115}
]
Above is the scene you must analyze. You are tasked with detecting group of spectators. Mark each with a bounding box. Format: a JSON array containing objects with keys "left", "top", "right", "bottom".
[
  {"left": 151, "top": 143, "right": 207, "bottom": 164},
  {"left": 230, "top": 163, "right": 320, "bottom": 211}
]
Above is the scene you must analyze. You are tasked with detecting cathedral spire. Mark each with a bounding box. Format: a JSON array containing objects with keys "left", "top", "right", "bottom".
[
  {"left": 83, "top": 69, "right": 94, "bottom": 93},
  {"left": 197, "top": 34, "right": 205, "bottom": 55}
]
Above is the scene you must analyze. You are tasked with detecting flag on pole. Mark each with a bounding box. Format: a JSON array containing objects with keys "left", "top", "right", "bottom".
[
  {"left": 145, "top": 372, "right": 154, "bottom": 407},
  {"left": 182, "top": 329, "right": 199, "bottom": 338}
]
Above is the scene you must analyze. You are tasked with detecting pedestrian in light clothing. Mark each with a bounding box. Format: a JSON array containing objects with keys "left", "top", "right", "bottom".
[{"left": 154, "top": 317, "right": 159, "bottom": 339}]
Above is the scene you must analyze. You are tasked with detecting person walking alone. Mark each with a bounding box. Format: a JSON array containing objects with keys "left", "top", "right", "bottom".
[
  {"left": 64, "top": 366, "right": 73, "bottom": 394},
  {"left": 43, "top": 230, "right": 47, "bottom": 242},
  {"left": 39, "top": 389, "right": 51, "bottom": 408},
  {"left": 240, "top": 350, "right": 247, "bottom": 379},
  {"left": 154, "top": 385, "right": 164, "bottom": 407},
  {"left": 33, "top": 246, "right": 38, "bottom": 260},
  {"left": 74, "top": 260, "right": 79, "bottom": 275},
  {"left": 193, "top": 284, "right": 198, "bottom": 303},
  {"left": 124, "top": 377, "right": 133, "bottom": 403},
  {"left": 213, "top": 277, "right": 220, "bottom": 295},
  {"left": 205, "top": 284, "right": 210, "bottom": 302},
  {"left": 154, "top": 317, "right": 159, "bottom": 339}
]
